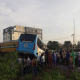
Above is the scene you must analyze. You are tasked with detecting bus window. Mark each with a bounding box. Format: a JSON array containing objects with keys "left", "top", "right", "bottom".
[{"left": 20, "top": 34, "right": 36, "bottom": 43}]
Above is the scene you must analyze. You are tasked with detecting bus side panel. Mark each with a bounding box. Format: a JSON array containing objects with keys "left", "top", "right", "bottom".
[
  {"left": 0, "top": 48, "right": 16, "bottom": 52},
  {"left": 37, "top": 46, "right": 45, "bottom": 56},
  {"left": 33, "top": 37, "right": 38, "bottom": 57},
  {"left": 0, "top": 41, "right": 18, "bottom": 46}
]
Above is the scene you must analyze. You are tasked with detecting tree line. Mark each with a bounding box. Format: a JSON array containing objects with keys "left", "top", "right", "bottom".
[{"left": 47, "top": 41, "right": 80, "bottom": 51}]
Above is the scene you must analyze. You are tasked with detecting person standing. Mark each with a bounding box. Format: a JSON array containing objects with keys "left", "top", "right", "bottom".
[
  {"left": 62, "top": 50, "right": 66, "bottom": 65},
  {"left": 45, "top": 49, "right": 49, "bottom": 68},
  {"left": 34, "top": 57, "right": 38, "bottom": 76},
  {"left": 71, "top": 51, "right": 76, "bottom": 67},
  {"left": 66, "top": 51, "right": 70, "bottom": 66},
  {"left": 57, "top": 51, "right": 60, "bottom": 64},
  {"left": 36, "top": 53, "right": 40, "bottom": 72},
  {"left": 59, "top": 48, "right": 63, "bottom": 64},
  {"left": 26, "top": 56, "right": 31, "bottom": 73},
  {"left": 54, "top": 53, "right": 57, "bottom": 66},
  {"left": 78, "top": 52, "right": 80, "bottom": 68},
  {"left": 51, "top": 52, "right": 55, "bottom": 66},
  {"left": 17, "top": 56, "right": 22, "bottom": 64},
  {"left": 45, "top": 54, "right": 47, "bottom": 67},
  {"left": 22, "top": 57, "right": 26, "bottom": 76},
  {"left": 37, "top": 53, "right": 40, "bottom": 62},
  {"left": 48, "top": 53, "right": 53, "bottom": 68},
  {"left": 76, "top": 51, "right": 79, "bottom": 66},
  {"left": 41, "top": 54, "right": 45, "bottom": 69},
  {"left": 16, "top": 56, "right": 23, "bottom": 76},
  {"left": 68, "top": 55, "right": 74, "bottom": 72},
  {"left": 31, "top": 58, "right": 35, "bottom": 74},
  {"left": 22, "top": 57, "right": 26, "bottom": 67},
  {"left": 40, "top": 54, "right": 43, "bottom": 68}
]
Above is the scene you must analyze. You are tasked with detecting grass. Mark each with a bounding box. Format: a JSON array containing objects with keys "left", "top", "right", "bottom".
[{"left": 23, "top": 66, "right": 80, "bottom": 80}]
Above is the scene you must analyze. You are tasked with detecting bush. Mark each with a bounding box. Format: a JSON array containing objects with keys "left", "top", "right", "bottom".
[
  {"left": 42, "top": 70, "right": 66, "bottom": 80},
  {"left": 0, "top": 51, "right": 22, "bottom": 80},
  {"left": 22, "top": 74, "right": 32, "bottom": 80},
  {"left": 70, "top": 71, "right": 80, "bottom": 80}
]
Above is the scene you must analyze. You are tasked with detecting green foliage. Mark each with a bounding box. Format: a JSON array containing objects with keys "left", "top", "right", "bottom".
[
  {"left": 70, "top": 71, "right": 80, "bottom": 80},
  {"left": 42, "top": 70, "right": 66, "bottom": 80},
  {"left": 22, "top": 74, "right": 32, "bottom": 80},
  {"left": 0, "top": 51, "right": 23, "bottom": 80},
  {"left": 47, "top": 41, "right": 60, "bottom": 50},
  {"left": 63, "top": 41, "right": 72, "bottom": 46},
  {"left": 1, "top": 51, "right": 80, "bottom": 80},
  {"left": 63, "top": 41, "right": 72, "bottom": 49}
]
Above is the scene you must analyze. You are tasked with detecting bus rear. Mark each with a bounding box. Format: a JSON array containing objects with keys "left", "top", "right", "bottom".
[{"left": 16, "top": 34, "right": 37, "bottom": 57}]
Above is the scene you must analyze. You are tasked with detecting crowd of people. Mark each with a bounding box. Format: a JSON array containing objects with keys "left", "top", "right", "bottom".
[{"left": 16, "top": 49, "right": 80, "bottom": 76}]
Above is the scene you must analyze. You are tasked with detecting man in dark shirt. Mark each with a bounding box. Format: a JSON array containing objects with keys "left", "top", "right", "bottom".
[
  {"left": 59, "top": 48, "right": 63, "bottom": 64},
  {"left": 45, "top": 49, "right": 49, "bottom": 56},
  {"left": 45, "top": 49, "right": 49, "bottom": 68},
  {"left": 66, "top": 51, "right": 70, "bottom": 66}
]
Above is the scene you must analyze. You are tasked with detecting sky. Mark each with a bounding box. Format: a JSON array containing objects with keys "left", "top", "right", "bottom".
[{"left": 0, "top": 0, "right": 80, "bottom": 44}]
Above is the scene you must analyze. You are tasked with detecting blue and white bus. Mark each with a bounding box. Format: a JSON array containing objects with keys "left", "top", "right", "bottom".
[{"left": 16, "top": 34, "right": 45, "bottom": 59}]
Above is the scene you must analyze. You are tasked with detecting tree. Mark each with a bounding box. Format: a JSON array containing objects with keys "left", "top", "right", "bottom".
[
  {"left": 64, "top": 41, "right": 72, "bottom": 46},
  {"left": 63, "top": 41, "right": 72, "bottom": 51},
  {"left": 76, "top": 41, "right": 80, "bottom": 51},
  {"left": 47, "top": 41, "right": 60, "bottom": 50},
  {"left": 77, "top": 41, "right": 80, "bottom": 47}
]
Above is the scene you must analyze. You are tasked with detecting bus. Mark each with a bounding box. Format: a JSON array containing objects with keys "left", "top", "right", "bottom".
[
  {"left": 0, "top": 40, "right": 18, "bottom": 56},
  {"left": 16, "top": 34, "right": 45, "bottom": 59}
]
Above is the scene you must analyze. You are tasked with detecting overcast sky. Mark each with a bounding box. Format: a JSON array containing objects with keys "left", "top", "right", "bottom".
[{"left": 0, "top": 0, "right": 80, "bottom": 44}]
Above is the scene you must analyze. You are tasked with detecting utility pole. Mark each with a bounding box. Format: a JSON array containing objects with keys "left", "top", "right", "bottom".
[
  {"left": 73, "top": 19, "right": 75, "bottom": 45},
  {"left": 72, "top": 19, "right": 76, "bottom": 50}
]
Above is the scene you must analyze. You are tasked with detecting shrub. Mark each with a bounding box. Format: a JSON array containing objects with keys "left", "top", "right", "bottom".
[
  {"left": 22, "top": 74, "right": 32, "bottom": 80},
  {"left": 71, "top": 71, "right": 80, "bottom": 80},
  {"left": 0, "top": 51, "right": 22, "bottom": 80},
  {"left": 42, "top": 70, "right": 66, "bottom": 80}
]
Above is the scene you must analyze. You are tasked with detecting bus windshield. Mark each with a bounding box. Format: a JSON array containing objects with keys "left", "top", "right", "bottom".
[{"left": 20, "top": 34, "right": 36, "bottom": 43}]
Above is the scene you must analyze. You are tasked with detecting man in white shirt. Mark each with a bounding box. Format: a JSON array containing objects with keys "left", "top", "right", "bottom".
[
  {"left": 41, "top": 54, "right": 45, "bottom": 69},
  {"left": 36, "top": 53, "right": 40, "bottom": 62},
  {"left": 17, "top": 56, "right": 22, "bottom": 64},
  {"left": 26, "top": 56, "right": 31, "bottom": 73}
]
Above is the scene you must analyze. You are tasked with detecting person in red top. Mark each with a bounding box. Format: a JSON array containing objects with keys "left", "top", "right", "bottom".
[
  {"left": 31, "top": 58, "right": 35, "bottom": 74},
  {"left": 48, "top": 53, "right": 53, "bottom": 68}
]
